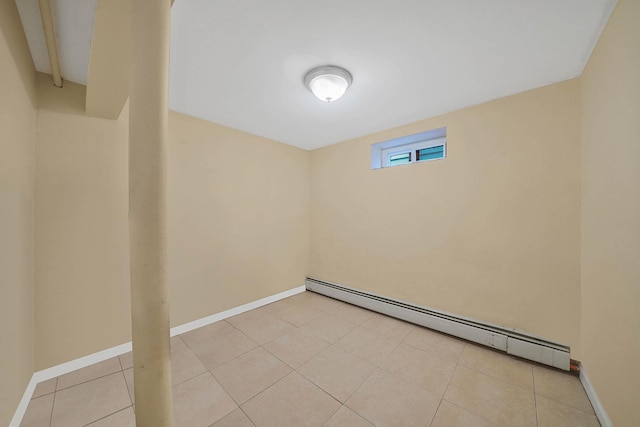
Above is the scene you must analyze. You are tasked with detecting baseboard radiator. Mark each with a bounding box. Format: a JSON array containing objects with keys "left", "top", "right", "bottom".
[{"left": 305, "top": 278, "right": 571, "bottom": 371}]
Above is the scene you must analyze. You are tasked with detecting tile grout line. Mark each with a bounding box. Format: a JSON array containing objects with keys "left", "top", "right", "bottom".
[
  {"left": 179, "top": 321, "right": 261, "bottom": 371},
  {"left": 533, "top": 365, "right": 540, "bottom": 427},
  {"left": 260, "top": 339, "right": 314, "bottom": 371},
  {"left": 531, "top": 375, "right": 600, "bottom": 417},
  {"left": 534, "top": 390, "right": 601, "bottom": 419},
  {"left": 429, "top": 343, "right": 465, "bottom": 427},
  {"left": 338, "top": 364, "right": 380, "bottom": 421},
  {"left": 191, "top": 371, "right": 238, "bottom": 426},
  {"left": 222, "top": 319, "right": 264, "bottom": 349},
  {"left": 47, "top": 377, "right": 57, "bottom": 427},
  {"left": 289, "top": 344, "right": 347, "bottom": 403},
  {"left": 428, "top": 399, "right": 443, "bottom": 427},
  {"left": 400, "top": 334, "right": 464, "bottom": 363},
  {"left": 530, "top": 364, "right": 598, "bottom": 417},
  {"left": 120, "top": 369, "right": 134, "bottom": 406},
  {"left": 54, "top": 369, "right": 124, "bottom": 393},
  {"left": 208, "top": 358, "right": 289, "bottom": 409},
  {"left": 80, "top": 405, "right": 134, "bottom": 427},
  {"left": 294, "top": 362, "right": 346, "bottom": 406},
  {"left": 455, "top": 359, "right": 536, "bottom": 394},
  {"left": 236, "top": 405, "right": 257, "bottom": 427},
  {"left": 442, "top": 399, "right": 495, "bottom": 426},
  {"left": 235, "top": 370, "right": 299, "bottom": 414},
  {"left": 319, "top": 402, "right": 343, "bottom": 427}
]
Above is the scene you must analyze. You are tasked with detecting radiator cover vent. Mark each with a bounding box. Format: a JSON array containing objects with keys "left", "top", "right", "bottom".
[{"left": 305, "top": 278, "right": 570, "bottom": 370}]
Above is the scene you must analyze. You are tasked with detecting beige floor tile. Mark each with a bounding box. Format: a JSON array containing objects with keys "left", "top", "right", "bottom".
[
  {"left": 170, "top": 336, "right": 208, "bottom": 386},
  {"left": 181, "top": 321, "right": 258, "bottom": 369},
  {"left": 56, "top": 357, "right": 122, "bottom": 390},
  {"left": 119, "top": 336, "right": 183, "bottom": 372},
  {"left": 536, "top": 395, "right": 600, "bottom": 427},
  {"left": 211, "top": 408, "right": 255, "bottom": 427},
  {"left": 23, "top": 300, "right": 591, "bottom": 427},
  {"left": 403, "top": 327, "right": 465, "bottom": 361},
  {"left": 119, "top": 352, "right": 133, "bottom": 370},
  {"left": 322, "top": 405, "right": 373, "bottom": 427},
  {"left": 297, "top": 313, "right": 356, "bottom": 343},
  {"left": 85, "top": 406, "right": 136, "bottom": 426},
  {"left": 260, "top": 298, "right": 296, "bottom": 316},
  {"left": 51, "top": 372, "right": 131, "bottom": 427},
  {"left": 306, "top": 295, "right": 349, "bottom": 313},
  {"left": 20, "top": 393, "right": 54, "bottom": 427},
  {"left": 242, "top": 372, "right": 341, "bottom": 427},
  {"left": 226, "top": 310, "right": 295, "bottom": 345},
  {"left": 123, "top": 368, "right": 134, "bottom": 403},
  {"left": 124, "top": 336, "right": 207, "bottom": 403},
  {"left": 170, "top": 334, "right": 187, "bottom": 350},
  {"left": 212, "top": 347, "right": 291, "bottom": 404},
  {"left": 32, "top": 377, "right": 57, "bottom": 398},
  {"left": 263, "top": 328, "right": 330, "bottom": 368},
  {"left": 345, "top": 369, "right": 440, "bottom": 427},
  {"left": 287, "top": 290, "right": 323, "bottom": 304},
  {"left": 121, "top": 343, "right": 208, "bottom": 404},
  {"left": 459, "top": 344, "right": 534, "bottom": 391},
  {"left": 277, "top": 305, "right": 324, "bottom": 326},
  {"left": 172, "top": 372, "right": 237, "bottom": 427},
  {"left": 325, "top": 303, "right": 375, "bottom": 326},
  {"left": 444, "top": 365, "right": 536, "bottom": 427},
  {"left": 298, "top": 346, "right": 376, "bottom": 403},
  {"left": 361, "top": 313, "right": 415, "bottom": 340},
  {"left": 381, "top": 342, "right": 455, "bottom": 396},
  {"left": 533, "top": 366, "right": 595, "bottom": 413},
  {"left": 431, "top": 400, "right": 495, "bottom": 427},
  {"left": 333, "top": 327, "right": 400, "bottom": 366}
]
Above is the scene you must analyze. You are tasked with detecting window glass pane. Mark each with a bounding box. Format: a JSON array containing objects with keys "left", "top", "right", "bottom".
[
  {"left": 389, "top": 152, "right": 411, "bottom": 165},
  {"left": 416, "top": 145, "right": 444, "bottom": 161}
]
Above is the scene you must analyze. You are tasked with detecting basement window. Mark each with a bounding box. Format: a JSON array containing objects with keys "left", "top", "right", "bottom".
[{"left": 371, "top": 127, "right": 446, "bottom": 169}]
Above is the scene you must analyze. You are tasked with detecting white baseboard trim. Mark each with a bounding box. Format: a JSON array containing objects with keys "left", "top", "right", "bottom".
[
  {"left": 8, "top": 376, "right": 38, "bottom": 427},
  {"left": 580, "top": 364, "right": 612, "bottom": 427},
  {"left": 9, "top": 341, "right": 134, "bottom": 427},
  {"left": 170, "top": 285, "right": 305, "bottom": 336},
  {"left": 9, "top": 285, "right": 305, "bottom": 427}
]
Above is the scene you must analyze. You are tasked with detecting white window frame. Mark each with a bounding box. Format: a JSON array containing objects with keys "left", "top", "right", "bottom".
[
  {"left": 381, "top": 137, "right": 446, "bottom": 167},
  {"left": 370, "top": 127, "right": 447, "bottom": 169}
]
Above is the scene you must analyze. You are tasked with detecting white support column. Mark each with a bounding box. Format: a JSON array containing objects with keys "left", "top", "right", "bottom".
[{"left": 128, "top": 0, "right": 174, "bottom": 426}]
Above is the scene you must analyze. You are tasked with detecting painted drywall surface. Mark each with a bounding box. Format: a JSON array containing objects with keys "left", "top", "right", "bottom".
[
  {"left": 0, "top": 2, "right": 36, "bottom": 425},
  {"left": 310, "top": 80, "right": 582, "bottom": 356},
  {"left": 167, "top": 112, "right": 310, "bottom": 327},
  {"left": 34, "top": 89, "right": 309, "bottom": 369},
  {"left": 34, "top": 75, "right": 132, "bottom": 370},
  {"left": 580, "top": 0, "right": 640, "bottom": 424}
]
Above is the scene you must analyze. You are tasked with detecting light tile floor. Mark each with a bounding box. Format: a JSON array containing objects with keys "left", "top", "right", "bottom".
[{"left": 21, "top": 291, "right": 600, "bottom": 427}]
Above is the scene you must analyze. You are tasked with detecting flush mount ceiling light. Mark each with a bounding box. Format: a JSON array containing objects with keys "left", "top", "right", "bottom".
[{"left": 304, "top": 65, "right": 353, "bottom": 103}]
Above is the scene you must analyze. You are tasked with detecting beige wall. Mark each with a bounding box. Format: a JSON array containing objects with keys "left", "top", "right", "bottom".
[
  {"left": 310, "top": 80, "right": 582, "bottom": 356},
  {"left": 0, "top": 2, "right": 37, "bottom": 424},
  {"left": 580, "top": 0, "right": 640, "bottom": 424},
  {"left": 34, "top": 85, "right": 309, "bottom": 369},
  {"left": 168, "top": 112, "right": 309, "bottom": 327},
  {"left": 35, "top": 75, "right": 131, "bottom": 370}
]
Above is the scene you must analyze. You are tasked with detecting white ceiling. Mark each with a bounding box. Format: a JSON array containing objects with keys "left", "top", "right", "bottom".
[
  {"left": 16, "top": 0, "right": 616, "bottom": 150},
  {"left": 15, "top": 0, "right": 97, "bottom": 85}
]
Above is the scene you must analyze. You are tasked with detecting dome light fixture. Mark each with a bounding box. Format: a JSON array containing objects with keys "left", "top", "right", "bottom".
[{"left": 304, "top": 65, "right": 352, "bottom": 103}]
